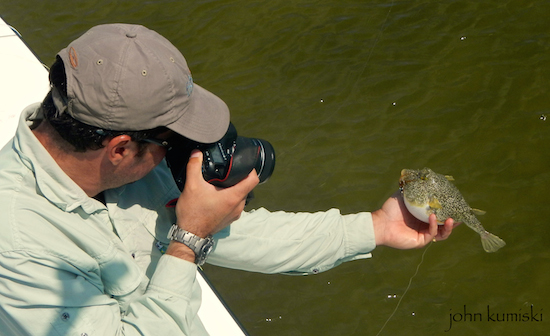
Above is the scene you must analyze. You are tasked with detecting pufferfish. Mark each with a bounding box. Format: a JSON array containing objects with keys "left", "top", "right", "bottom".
[{"left": 399, "top": 167, "right": 505, "bottom": 253}]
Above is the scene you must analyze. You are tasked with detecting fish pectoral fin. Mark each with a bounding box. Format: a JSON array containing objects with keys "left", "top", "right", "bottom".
[
  {"left": 428, "top": 196, "right": 443, "bottom": 210},
  {"left": 471, "top": 208, "right": 487, "bottom": 216},
  {"left": 445, "top": 175, "right": 455, "bottom": 181}
]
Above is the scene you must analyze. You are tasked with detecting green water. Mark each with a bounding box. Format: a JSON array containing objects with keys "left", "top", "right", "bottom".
[{"left": 2, "top": 0, "right": 548, "bottom": 335}]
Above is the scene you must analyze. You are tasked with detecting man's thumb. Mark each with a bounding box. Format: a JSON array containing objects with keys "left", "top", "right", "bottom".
[{"left": 185, "top": 150, "right": 203, "bottom": 181}]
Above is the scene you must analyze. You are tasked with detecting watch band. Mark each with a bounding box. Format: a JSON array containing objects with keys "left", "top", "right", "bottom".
[{"left": 167, "top": 224, "right": 214, "bottom": 265}]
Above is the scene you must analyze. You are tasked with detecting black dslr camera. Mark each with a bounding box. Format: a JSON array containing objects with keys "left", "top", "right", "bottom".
[{"left": 165, "top": 123, "right": 275, "bottom": 190}]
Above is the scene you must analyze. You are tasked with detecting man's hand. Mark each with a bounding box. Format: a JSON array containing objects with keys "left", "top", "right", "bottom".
[
  {"left": 166, "top": 150, "right": 259, "bottom": 262},
  {"left": 175, "top": 150, "right": 259, "bottom": 236},
  {"left": 372, "top": 191, "right": 457, "bottom": 249}
]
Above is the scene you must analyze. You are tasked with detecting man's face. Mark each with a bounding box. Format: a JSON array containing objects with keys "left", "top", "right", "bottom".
[{"left": 102, "top": 131, "right": 173, "bottom": 189}]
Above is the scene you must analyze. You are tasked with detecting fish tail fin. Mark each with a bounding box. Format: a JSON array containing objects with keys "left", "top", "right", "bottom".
[{"left": 480, "top": 231, "right": 506, "bottom": 253}]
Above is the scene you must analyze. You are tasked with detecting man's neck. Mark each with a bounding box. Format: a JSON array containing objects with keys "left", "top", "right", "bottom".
[{"left": 32, "top": 120, "right": 106, "bottom": 197}]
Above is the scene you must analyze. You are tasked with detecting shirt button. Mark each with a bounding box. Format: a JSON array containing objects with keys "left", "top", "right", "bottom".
[{"left": 61, "top": 312, "right": 70, "bottom": 321}]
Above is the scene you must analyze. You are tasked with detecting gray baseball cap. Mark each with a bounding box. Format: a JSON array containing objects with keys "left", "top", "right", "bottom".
[{"left": 53, "top": 23, "right": 229, "bottom": 143}]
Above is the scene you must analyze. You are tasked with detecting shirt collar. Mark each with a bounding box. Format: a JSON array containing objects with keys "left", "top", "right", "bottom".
[{"left": 13, "top": 104, "right": 105, "bottom": 214}]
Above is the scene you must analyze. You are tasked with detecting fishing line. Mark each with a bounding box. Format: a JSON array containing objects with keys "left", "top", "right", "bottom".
[
  {"left": 281, "top": 1, "right": 395, "bottom": 156},
  {"left": 374, "top": 241, "right": 433, "bottom": 336}
]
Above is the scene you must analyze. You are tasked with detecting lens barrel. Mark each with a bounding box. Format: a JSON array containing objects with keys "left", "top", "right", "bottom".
[{"left": 166, "top": 123, "right": 275, "bottom": 190}]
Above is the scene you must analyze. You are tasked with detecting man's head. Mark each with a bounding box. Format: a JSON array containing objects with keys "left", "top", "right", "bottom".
[
  {"left": 43, "top": 56, "right": 169, "bottom": 154},
  {"left": 51, "top": 23, "right": 229, "bottom": 145},
  {"left": 35, "top": 24, "right": 235, "bottom": 195}
]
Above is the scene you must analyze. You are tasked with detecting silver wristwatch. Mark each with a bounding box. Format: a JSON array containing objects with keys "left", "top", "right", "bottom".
[{"left": 167, "top": 224, "right": 214, "bottom": 266}]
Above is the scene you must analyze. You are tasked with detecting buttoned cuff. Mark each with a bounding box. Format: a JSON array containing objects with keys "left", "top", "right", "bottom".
[
  {"left": 343, "top": 212, "right": 376, "bottom": 257},
  {"left": 147, "top": 254, "right": 197, "bottom": 301}
]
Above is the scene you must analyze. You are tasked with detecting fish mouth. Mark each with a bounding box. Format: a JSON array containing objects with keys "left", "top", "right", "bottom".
[
  {"left": 399, "top": 169, "right": 415, "bottom": 191},
  {"left": 399, "top": 169, "right": 408, "bottom": 191}
]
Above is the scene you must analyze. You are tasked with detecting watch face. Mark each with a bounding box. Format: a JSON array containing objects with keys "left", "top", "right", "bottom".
[
  {"left": 196, "top": 238, "right": 214, "bottom": 266},
  {"left": 201, "top": 240, "right": 214, "bottom": 255}
]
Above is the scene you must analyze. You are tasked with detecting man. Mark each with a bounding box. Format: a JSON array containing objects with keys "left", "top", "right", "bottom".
[{"left": 0, "top": 24, "right": 454, "bottom": 335}]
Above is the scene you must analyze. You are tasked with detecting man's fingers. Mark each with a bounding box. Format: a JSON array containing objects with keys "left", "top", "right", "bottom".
[
  {"left": 229, "top": 169, "right": 259, "bottom": 197},
  {"left": 428, "top": 213, "right": 438, "bottom": 237},
  {"left": 435, "top": 217, "right": 455, "bottom": 241}
]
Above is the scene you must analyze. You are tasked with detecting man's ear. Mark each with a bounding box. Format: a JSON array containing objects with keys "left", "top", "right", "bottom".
[{"left": 105, "top": 135, "right": 137, "bottom": 165}]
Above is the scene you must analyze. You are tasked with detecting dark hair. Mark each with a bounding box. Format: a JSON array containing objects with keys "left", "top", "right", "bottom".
[{"left": 42, "top": 56, "right": 168, "bottom": 153}]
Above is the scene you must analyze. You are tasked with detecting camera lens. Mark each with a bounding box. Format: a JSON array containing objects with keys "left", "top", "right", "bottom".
[
  {"left": 165, "top": 123, "right": 276, "bottom": 190},
  {"left": 250, "top": 138, "right": 275, "bottom": 184},
  {"left": 205, "top": 134, "right": 275, "bottom": 188}
]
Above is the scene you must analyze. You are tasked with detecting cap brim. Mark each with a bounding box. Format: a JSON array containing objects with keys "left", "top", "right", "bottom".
[{"left": 166, "top": 83, "right": 230, "bottom": 143}]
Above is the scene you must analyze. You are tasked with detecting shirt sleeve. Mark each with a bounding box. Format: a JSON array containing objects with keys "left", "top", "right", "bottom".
[
  {"left": 208, "top": 207, "right": 376, "bottom": 275},
  {"left": 0, "top": 251, "right": 203, "bottom": 336},
  {"left": 121, "top": 255, "right": 205, "bottom": 335}
]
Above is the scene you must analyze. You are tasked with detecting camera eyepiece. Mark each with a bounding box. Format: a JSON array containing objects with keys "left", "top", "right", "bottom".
[{"left": 165, "top": 123, "right": 276, "bottom": 190}]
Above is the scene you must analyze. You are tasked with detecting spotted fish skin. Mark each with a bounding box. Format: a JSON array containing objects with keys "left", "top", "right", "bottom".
[{"left": 399, "top": 167, "right": 506, "bottom": 253}]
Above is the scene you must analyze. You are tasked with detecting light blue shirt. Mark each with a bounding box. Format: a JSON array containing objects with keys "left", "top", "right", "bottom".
[{"left": 0, "top": 104, "right": 375, "bottom": 335}]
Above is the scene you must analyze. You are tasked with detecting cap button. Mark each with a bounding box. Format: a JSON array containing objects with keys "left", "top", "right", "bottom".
[{"left": 126, "top": 32, "right": 137, "bottom": 38}]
